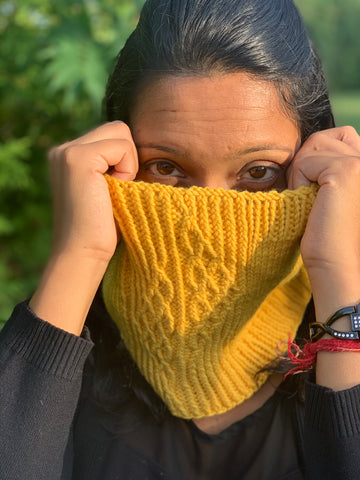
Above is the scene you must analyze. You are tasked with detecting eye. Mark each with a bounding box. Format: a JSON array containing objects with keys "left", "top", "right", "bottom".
[
  {"left": 155, "top": 162, "right": 177, "bottom": 176},
  {"left": 242, "top": 163, "right": 280, "bottom": 182},
  {"left": 236, "top": 161, "right": 286, "bottom": 191},
  {"left": 144, "top": 161, "right": 184, "bottom": 177},
  {"left": 248, "top": 166, "right": 268, "bottom": 179}
]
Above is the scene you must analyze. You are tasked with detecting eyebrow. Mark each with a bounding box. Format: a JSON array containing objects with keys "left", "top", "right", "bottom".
[
  {"left": 136, "top": 142, "right": 295, "bottom": 157},
  {"left": 228, "top": 144, "right": 295, "bottom": 157},
  {"left": 136, "top": 143, "right": 188, "bottom": 157}
]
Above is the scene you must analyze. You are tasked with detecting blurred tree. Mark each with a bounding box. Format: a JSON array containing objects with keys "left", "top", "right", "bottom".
[
  {"left": 1, "top": 0, "right": 359, "bottom": 325},
  {"left": 296, "top": 0, "right": 360, "bottom": 91},
  {"left": 0, "top": 0, "right": 144, "bottom": 323}
]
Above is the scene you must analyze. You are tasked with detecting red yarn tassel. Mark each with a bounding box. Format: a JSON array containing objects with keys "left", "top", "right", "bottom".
[{"left": 280, "top": 336, "right": 360, "bottom": 377}]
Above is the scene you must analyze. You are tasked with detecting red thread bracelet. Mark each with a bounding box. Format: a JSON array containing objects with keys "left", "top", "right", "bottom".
[{"left": 280, "top": 336, "right": 360, "bottom": 377}]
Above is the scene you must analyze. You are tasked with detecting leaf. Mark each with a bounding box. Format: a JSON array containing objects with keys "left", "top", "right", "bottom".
[
  {"left": 0, "top": 215, "right": 14, "bottom": 235},
  {"left": 40, "top": 34, "right": 108, "bottom": 109},
  {"left": 0, "top": 138, "right": 32, "bottom": 190}
]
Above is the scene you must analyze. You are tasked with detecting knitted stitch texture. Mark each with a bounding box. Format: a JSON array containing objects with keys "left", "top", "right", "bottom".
[{"left": 103, "top": 176, "right": 317, "bottom": 419}]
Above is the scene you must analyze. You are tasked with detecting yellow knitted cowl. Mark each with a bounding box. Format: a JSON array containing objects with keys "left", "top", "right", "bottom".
[{"left": 103, "top": 176, "right": 316, "bottom": 419}]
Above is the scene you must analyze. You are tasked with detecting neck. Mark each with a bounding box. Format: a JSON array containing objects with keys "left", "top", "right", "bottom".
[{"left": 192, "top": 373, "right": 283, "bottom": 435}]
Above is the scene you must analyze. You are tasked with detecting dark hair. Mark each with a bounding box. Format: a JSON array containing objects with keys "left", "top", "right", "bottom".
[
  {"left": 91, "top": 0, "right": 334, "bottom": 425},
  {"left": 105, "top": 0, "right": 334, "bottom": 140}
]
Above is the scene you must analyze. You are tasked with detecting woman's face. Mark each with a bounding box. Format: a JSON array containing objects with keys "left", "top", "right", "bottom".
[{"left": 131, "top": 73, "right": 300, "bottom": 191}]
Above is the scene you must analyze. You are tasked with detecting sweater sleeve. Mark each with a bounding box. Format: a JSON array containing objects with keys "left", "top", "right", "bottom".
[
  {"left": 0, "top": 301, "right": 94, "bottom": 480},
  {"left": 304, "top": 380, "right": 360, "bottom": 479}
]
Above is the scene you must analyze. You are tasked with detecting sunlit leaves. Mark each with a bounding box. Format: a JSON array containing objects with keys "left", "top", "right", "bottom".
[
  {"left": 0, "top": 138, "right": 32, "bottom": 190},
  {"left": 40, "top": 36, "right": 108, "bottom": 109},
  {"left": 0, "top": 0, "right": 144, "bottom": 324},
  {"left": 1, "top": 0, "right": 359, "bottom": 325}
]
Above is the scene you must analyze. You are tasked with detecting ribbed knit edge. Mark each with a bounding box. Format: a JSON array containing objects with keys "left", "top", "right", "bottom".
[
  {"left": 1, "top": 301, "right": 94, "bottom": 380},
  {"left": 305, "top": 380, "right": 360, "bottom": 437}
]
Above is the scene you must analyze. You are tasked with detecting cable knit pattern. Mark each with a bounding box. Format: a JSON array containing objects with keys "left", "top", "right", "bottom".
[{"left": 103, "top": 176, "right": 317, "bottom": 418}]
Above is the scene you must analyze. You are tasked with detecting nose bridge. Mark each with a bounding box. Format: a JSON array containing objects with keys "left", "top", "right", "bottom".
[
  {"left": 196, "top": 172, "right": 231, "bottom": 190},
  {"left": 191, "top": 150, "right": 234, "bottom": 189}
]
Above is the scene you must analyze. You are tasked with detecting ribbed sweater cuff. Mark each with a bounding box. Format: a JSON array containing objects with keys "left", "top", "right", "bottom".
[
  {"left": 1, "top": 301, "right": 94, "bottom": 380},
  {"left": 305, "top": 380, "right": 360, "bottom": 437}
]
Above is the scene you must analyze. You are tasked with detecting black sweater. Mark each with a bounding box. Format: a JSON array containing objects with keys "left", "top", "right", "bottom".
[{"left": 1, "top": 302, "right": 360, "bottom": 479}]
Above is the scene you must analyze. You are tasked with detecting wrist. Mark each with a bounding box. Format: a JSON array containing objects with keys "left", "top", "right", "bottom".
[
  {"left": 30, "top": 251, "right": 111, "bottom": 335},
  {"left": 312, "top": 303, "right": 360, "bottom": 391},
  {"left": 310, "top": 302, "right": 360, "bottom": 342},
  {"left": 50, "top": 241, "right": 117, "bottom": 265},
  {"left": 307, "top": 265, "right": 360, "bottom": 324}
]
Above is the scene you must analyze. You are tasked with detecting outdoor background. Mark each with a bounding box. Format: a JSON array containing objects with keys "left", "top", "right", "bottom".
[{"left": 1, "top": 0, "right": 360, "bottom": 325}]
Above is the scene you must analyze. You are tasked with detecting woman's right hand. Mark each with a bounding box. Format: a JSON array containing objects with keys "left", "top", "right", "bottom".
[
  {"left": 29, "top": 122, "right": 138, "bottom": 335},
  {"left": 49, "top": 121, "right": 138, "bottom": 261}
]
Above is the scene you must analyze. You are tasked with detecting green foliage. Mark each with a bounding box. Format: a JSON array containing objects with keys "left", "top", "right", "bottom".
[
  {"left": 1, "top": 0, "right": 360, "bottom": 326},
  {"left": 0, "top": 0, "right": 144, "bottom": 325},
  {"left": 296, "top": 0, "right": 360, "bottom": 92},
  {"left": 331, "top": 91, "right": 360, "bottom": 131}
]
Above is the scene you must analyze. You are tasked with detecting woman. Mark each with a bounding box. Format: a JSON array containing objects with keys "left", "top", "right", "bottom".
[{"left": 2, "top": 0, "right": 360, "bottom": 478}]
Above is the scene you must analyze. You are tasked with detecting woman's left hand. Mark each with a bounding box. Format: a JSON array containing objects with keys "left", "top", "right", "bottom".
[{"left": 288, "top": 126, "right": 360, "bottom": 323}]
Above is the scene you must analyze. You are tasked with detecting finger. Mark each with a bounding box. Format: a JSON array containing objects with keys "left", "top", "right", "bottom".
[
  {"left": 53, "top": 122, "right": 136, "bottom": 159},
  {"left": 57, "top": 139, "right": 139, "bottom": 180},
  {"left": 303, "top": 126, "right": 360, "bottom": 155},
  {"left": 322, "top": 126, "right": 360, "bottom": 151},
  {"left": 287, "top": 127, "right": 360, "bottom": 189},
  {"left": 69, "top": 121, "right": 132, "bottom": 144},
  {"left": 288, "top": 152, "right": 360, "bottom": 189}
]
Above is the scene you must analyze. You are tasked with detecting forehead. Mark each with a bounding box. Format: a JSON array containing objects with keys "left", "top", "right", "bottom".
[
  {"left": 132, "top": 72, "right": 291, "bottom": 117},
  {"left": 130, "top": 72, "right": 299, "bottom": 152}
]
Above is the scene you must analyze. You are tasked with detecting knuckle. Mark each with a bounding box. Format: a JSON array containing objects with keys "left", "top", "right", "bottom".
[
  {"left": 304, "top": 131, "right": 324, "bottom": 149},
  {"left": 111, "top": 120, "right": 132, "bottom": 137},
  {"left": 290, "top": 161, "right": 301, "bottom": 177},
  {"left": 307, "top": 131, "right": 319, "bottom": 142},
  {"left": 62, "top": 144, "right": 83, "bottom": 168},
  {"left": 47, "top": 146, "right": 59, "bottom": 162},
  {"left": 121, "top": 137, "right": 135, "bottom": 152},
  {"left": 48, "top": 141, "right": 71, "bottom": 162},
  {"left": 341, "top": 126, "right": 360, "bottom": 146},
  {"left": 342, "top": 125, "right": 358, "bottom": 136},
  {"left": 345, "top": 157, "right": 360, "bottom": 175},
  {"left": 308, "top": 130, "right": 324, "bottom": 141}
]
